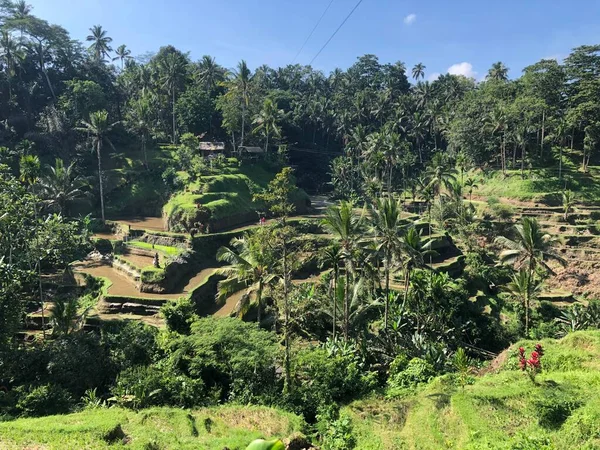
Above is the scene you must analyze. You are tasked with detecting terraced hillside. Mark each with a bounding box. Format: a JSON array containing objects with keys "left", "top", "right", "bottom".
[{"left": 344, "top": 331, "right": 600, "bottom": 449}]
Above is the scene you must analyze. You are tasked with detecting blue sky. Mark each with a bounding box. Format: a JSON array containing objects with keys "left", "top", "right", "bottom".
[{"left": 28, "top": 0, "right": 600, "bottom": 79}]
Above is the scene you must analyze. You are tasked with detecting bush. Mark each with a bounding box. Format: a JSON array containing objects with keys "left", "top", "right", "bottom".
[
  {"left": 161, "top": 297, "right": 198, "bottom": 334},
  {"left": 321, "top": 412, "right": 357, "bottom": 450},
  {"left": 94, "top": 238, "right": 112, "bottom": 254},
  {"left": 489, "top": 203, "right": 515, "bottom": 221},
  {"left": 160, "top": 317, "right": 281, "bottom": 405},
  {"left": 112, "top": 365, "right": 204, "bottom": 409},
  {"left": 387, "top": 357, "right": 435, "bottom": 391},
  {"left": 289, "top": 348, "right": 377, "bottom": 421},
  {"left": 15, "top": 384, "right": 73, "bottom": 417}
]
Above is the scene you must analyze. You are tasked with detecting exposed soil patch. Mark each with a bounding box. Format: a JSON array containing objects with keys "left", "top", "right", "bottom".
[{"left": 546, "top": 263, "right": 600, "bottom": 298}]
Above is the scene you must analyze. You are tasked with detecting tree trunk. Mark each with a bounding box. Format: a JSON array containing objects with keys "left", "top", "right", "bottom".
[
  {"left": 265, "top": 131, "right": 269, "bottom": 153},
  {"left": 402, "top": 266, "right": 410, "bottom": 310},
  {"left": 283, "top": 241, "right": 292, "bottom": 394},
  {"left": 172, "top": 88, "right": 177, "bottom": 144},
  {"left": 332, "top": 268, "right": 337, "bottom": 340},
  {"left": 241, "top": 102, "right": 246, "bottom": 146},
  {"left": 97, "top": 141, "right": 105, "bottom": 222},
  {"left": 502, "top": 131, "right": 507, "bottom": 174},
  {"left": 344, "top": 262, "right": 350, "bottom": 341},
  {"left": 384, "top": 252, "right": 390, "bottom": 330},
  {"left": 559, "top": 146, "right": 563, "bottom": 180},
  {"left": 521, "top": 144, "right": 525, "bottom": 179},
  {"left": 512, "top": 143, "right": 517, "bottom": 167},
  {"left": 540, "top": 110, "right": 545, "bottom": 158},
  {"left": 142, "top": 135, "right": 148, "bottom": 169},
  {"left": 38, "top": 259, "right": 46, "bottom": 339},
  {"left": 257, "top": 280, "right": 263, "bottom": 325}
]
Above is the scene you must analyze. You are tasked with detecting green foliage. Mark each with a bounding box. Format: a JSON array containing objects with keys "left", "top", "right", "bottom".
[
  {"left": 387, "top": 357, "right": 435, "bottom": 391},
  {"left": 246, "top": 438, "right": 286, "bottom": 450},
  {"left": 15, "top": 384, "right": 73, "bottom": 417},
  {"left": 321, "top": 413, "right": 357, "bottom": 450},
  {"left": 159, "top": 317, "right": 281, "bottom": 405},
  {"left": 161, "top": 297, "right": 198, "bottom": 334},
  {"left": 289, "top": 347, "right": 377, "bottom": 420}
]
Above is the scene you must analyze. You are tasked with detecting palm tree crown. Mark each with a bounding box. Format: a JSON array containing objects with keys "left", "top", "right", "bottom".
[
  {"left": 412, "top": 63, "right": 426, "bottom": 81},
  {"left": 86, "top": 25, "right": 113, "bottom": 62}
]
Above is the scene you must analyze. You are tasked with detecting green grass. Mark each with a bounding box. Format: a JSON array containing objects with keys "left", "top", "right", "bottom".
[
  {"left": 164, "top": 161, "right": 309, "bottom": 230},
  {"left": 127, "top": 241, "right": 182, "bottom": 256},
  {"left": 344, "top": 331, "right": 600, "bottom": 449},
  {"left": 0, "top": 405, "right": 305, "bottom": 450},
  {"left": 474, "top": 168, "right": 600, "bottom": 203}
]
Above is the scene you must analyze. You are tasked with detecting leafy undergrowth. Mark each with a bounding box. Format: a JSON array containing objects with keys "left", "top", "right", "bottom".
[
  {"left": 0, "top": 405, "right": 305, "bottom": 450},
  {"left": 344, "top": 331, "right": 600, "bottom": 449}
]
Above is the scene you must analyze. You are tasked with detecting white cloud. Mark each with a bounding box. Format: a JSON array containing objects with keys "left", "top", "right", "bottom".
[
  {"left": 447, "top": 62, "right": 477, "bottom": 79},
  {"left": 404, "top": 13, "right": 417, "bottom": 25},
  {"left": 427, "top": 72, "right": 441, "bottom": 82}
]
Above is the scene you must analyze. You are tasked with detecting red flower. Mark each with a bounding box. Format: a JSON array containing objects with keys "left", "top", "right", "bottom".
[{"left": 534, "top": 343, "right": 544, "bottom": 356}]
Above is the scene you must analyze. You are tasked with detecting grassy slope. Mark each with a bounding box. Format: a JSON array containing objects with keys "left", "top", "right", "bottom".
[
  {"left": 164, "top": 162, "right": 309, "bottom": 226},
  {"left": 0, "top": 405, "right": 305, "bottom": 450},
  {"left": 472, "top": 149, "right": 600, "bottom": 203},
  {"left": 345, "top": 331, "right": 600, "bottom": 449},
  {"left": 473, "top": 168, "right": 600, "bottom": 203}
]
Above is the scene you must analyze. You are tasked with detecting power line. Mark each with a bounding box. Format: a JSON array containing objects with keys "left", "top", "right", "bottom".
[
  {"left": 292, "top": 0, "right": 336, "bottom": 64},
  {"left": 308, "top": 0, "right": 365, "bottom": 66}
]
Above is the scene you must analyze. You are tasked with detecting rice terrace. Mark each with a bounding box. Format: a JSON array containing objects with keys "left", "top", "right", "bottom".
[{"left": 2, "top": 0, "right": 600, "bottom": 448}]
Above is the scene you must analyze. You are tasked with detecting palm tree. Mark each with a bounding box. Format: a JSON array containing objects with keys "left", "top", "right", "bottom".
[
  {"left": 126, "top": 96, "right": 152, "bottom": 167},
  {"left": 216, "top": 234, "right": 276, "bottom": 324},
  {"left": 76, "top": 110, "right": 119, "bottom": 222},
  {"left": 504, "top": 268, "right": 542, "bottom": 335},
  {"left": 38, "top": 159, "right": 87, "bottom": 216},
  {"left": 320, "top": 242, "right": 344, "bottom": 339},
  {"left": 483, "top": 106, "right": 508, "bottom": 173},
  {"left": 412, "top": 63, "right": 426, "bottom": 81},
  {"left": 112, "top": 44, "right": 131, "bottom": 69},
  {"left": 495, "top": 217, "right": 566, "bottom": 293},
  {"left": 19, "top": 154, "right": 40, "bottom": 186},
  {"left": 487, "top": 62, "right": 509, "bottom": 81},
  {"left": 252, "top": 98, "right": 282, "bottom": 153},
  {"left": 86, "top": 25, "right": 113, "bottom": 62},
  {"left": 464, "top": 177, "right": 479, "bottom": 203},
  {"left": 400, "top": 227, "right": 437, "bottom": 308},
  {"left": 198, "top": 55, "right": 224, "bottom": 94},
  {"left": 562, "top": 190, "right": 576, "bottom": 221},
  {"left": 424, "top": 153, "right": 458, "bottom": 199},
  {"left": 322, "top": 201, "right": 364, "bottom": 341},
  {"left": 553, "top": 118, "right": 571, "bottom": 180},
  {"left": 0, "top": 31, "right": 21, "bottom": 101},
  {"left": 233, "top": 60, "right": 252, "bottom": 146},
  {"left": 368, "top": 197, "right": 405, "bottom": 329},
  {"left": 159, "top": 53, "right": 186, "bottom": 144}
]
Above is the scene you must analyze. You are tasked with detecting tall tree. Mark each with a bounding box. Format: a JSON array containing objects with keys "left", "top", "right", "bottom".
[
  {"left": 322, "top": 201, "right": 363, "bottom": 341},
  {"left": 159, "top": 52, "right": 186, "bottom": 144},
  {"left": 412, "top": 62, "right": 426, "bottom": 81},
  {"left": 86, "top": 25, "right": 112, "bottom": 62},
  {"left": 38, "top": 158, "right": 86, "bottom": 216},
  {"left": 487, "top": 62, "right": 509, "bottom": 81},
  {"left": 76, "top": 110, "right": 118, "bottom": 222},
  {"left": 112, "top": 44, "right": 131, "bottom": 69},
  {"left": 216, "top": 230, "right": 276, "bottom": 324},
  {"left": 253, "top": 98, "right": 282, "bottom": 153},
  {"left": 368, "top": 196, "right": 404, "bottom": 329}
]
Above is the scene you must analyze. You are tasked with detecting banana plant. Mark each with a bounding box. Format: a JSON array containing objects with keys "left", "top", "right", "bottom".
[{"left": 246, "top": 438, "right": 285, "bottom": 450}]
